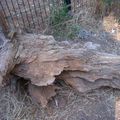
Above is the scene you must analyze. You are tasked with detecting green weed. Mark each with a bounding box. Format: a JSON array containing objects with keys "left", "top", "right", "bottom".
[
  {"left": 49, "top": 4, "right": 70, "bottom": 26},
  {"left": 102, "top": 0, "right": 113, "bottom": 6},
  {"left": 48, "top": 4, "right": 80, "bottom": 40}
]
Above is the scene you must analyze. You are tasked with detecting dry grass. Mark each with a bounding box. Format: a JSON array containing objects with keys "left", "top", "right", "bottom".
[
  {"left": 0, "top": 83, "right": 120, "bottom": 120},
  {"left": 0, "top": 86, "right": 36, "bottom": 120},
  {"left": 103, "top": 15, "right": 120, "bottom": 41}
]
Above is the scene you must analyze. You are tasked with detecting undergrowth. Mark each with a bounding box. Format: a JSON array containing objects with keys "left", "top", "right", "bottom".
[
  {"left": 102, "top": 0, "right": 120, "bottom": 22},
  {"left": 102, "top": 0, "right": 112, "bottom": 6},
  {"left": 46, "top": 0, "right": 120, "bottom": 40},
  {"left": 48, "top": 4, "right": 80, "bottom": 40},
  {"left": 94, "top": 0, "right": 120, "bottom": 23},
  {"left": 49, "top": 4, "right": 69, "bottom": 26}
]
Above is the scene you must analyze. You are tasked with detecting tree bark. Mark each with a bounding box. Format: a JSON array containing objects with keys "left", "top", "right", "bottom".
[
  {"left": 11, "top": 34, "right": 120, "bottom": 92},
  {"left": 2, "top": 33, "right": 120, "bottom": 107}
]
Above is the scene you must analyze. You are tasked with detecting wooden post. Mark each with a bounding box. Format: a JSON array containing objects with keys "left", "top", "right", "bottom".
[{"left": 0, "top": 10, "right": 9, "bottom": 34}]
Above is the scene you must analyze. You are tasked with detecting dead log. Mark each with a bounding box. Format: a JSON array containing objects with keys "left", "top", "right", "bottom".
[
  {"left": 0, "top": 33, "right": 18, "bottom": 85},
  {"left": 2, "top": 33, "right": 120, "bottom": 107},
  {"left": 12, "top": 34, "right": 120, "bottom": 92},
  {"left": 0, "top": 10, "right": 9, "bottom": 34}
]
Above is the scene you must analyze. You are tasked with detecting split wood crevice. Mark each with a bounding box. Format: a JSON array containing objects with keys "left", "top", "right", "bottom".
[{"left": 1, "top": 33, "right": 120, "bottom": 107}]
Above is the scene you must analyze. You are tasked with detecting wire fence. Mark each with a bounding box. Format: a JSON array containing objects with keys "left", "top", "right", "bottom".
[
  {"left": 0, "top": 0, "right": 73, "bottom": 33},
  {"left": 0, "top": 0, "right": 51, "bottom": 33},
  {"left": 0, "top": 0, "right": 120, "bottom": 34},
  {"left": 0, "top": 0, "right": 95, "bottom": 33}
]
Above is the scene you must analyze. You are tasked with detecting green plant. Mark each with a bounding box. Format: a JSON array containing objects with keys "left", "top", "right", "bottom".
[
  {"left": 102, "top": 0, "right": 113, "bottom": 6},
  {"left": 49, "top": 4, "right": 70, "bottom": 26},
  {"left": 94, "top": 0, "right": 113, "bottom": 18},
  {"left": 50, "top": 22, "right": 80, "bottom": 40},
  {"left": 66, "top": 23, "right": 80, "bottom": 39},
  {"left": 48, "top": 4, "right": 80, "bottom": 40}
]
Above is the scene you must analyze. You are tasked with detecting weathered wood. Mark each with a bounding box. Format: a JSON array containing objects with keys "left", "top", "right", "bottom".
[
  {"left": 11, "top": 34, "right": 120, "bottom": 92},
  {"left": 0, "top": 33, "right": 18, "bottom": 85},
  {"left": 0, "top": 10, "right": 9, "bottom": 34},
  {"left": 2, "top": 33, "right": 120, "bottom": 107}
]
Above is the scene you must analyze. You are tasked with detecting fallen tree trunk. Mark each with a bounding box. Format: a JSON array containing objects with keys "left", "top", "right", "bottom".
[
  {"left": 12, "top": 34, "right": 120, "bottom": 90},
  {"left": 0, "top": 33, "right": 18, "bottom": 85},
  {"left": 1, "top": 33, "right": 120, "bottom": 107}
]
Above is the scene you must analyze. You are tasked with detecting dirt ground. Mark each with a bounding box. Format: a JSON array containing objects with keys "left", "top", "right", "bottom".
[{"left": 1, "top": 83, "right": 120, "bottom": 120}]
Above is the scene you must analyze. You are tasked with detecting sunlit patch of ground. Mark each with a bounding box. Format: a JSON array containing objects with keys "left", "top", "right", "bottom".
[{"left": 103, "top": 14, "right": 120, "bottom": 41}]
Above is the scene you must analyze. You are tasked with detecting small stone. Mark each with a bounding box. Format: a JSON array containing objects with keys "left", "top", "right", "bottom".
[
  {"left": 84, "top": 42, "right": 100, "bottom": 50},
  {"left": 111, "top": 29, "right": 116, "bottom": 34},
  {"left": 78, "top": 29, "right": 92, "bottom": 40}
]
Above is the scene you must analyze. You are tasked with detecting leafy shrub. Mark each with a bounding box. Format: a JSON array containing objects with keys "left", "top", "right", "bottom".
[
  {"left": 49, "top": 4, "right": 70, "bottom": 26},
  {"left": 102, "top": 0, "right": 113, "bottom": 6},
  {"left": 66, "top": 23, "right": 80, "bottom": 39},
  {"left": 48, "top": 4, "right": 80, "bottom": 40}
]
